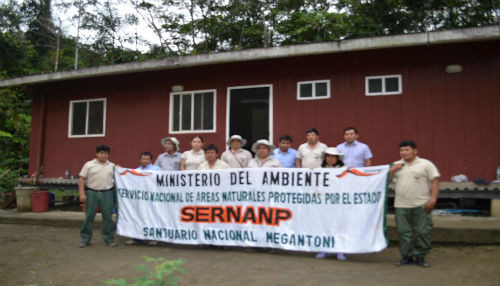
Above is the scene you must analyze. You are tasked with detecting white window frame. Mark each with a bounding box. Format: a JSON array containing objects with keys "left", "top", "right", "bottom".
[
  {"left": 68, "top": 98, "right": 107, "bottom": 138},
  {"left": 296, "top": 80, "right": 331, "bottom": 100},
  {"left": 169, "top": 89, "right": 217, "bottom": 134},
  {"left": 365, "top": 74, "right": 402, "bottom": 96}
]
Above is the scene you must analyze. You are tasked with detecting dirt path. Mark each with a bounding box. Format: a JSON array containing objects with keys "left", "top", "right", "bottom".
[{"left": 0, "top": 224, "right": 499, "bottom": 286}]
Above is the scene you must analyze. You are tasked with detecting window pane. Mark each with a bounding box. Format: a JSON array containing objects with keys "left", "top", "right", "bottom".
[
  {"left": 193, "top": 93, "right": 203, "bottom": 130},
  {"left": 385, "top": 77, "right": 400, "bottom": 92},
  {"left": 315, "top": 82, "right": 328, "bottom": 97},
  {"left": 172, "top": 94, "right": 180, "bottom": 131},
  {"left": 88, "top": 101, "right": 104, "bottom": 134},
  {"left": 300, "top": 83, "right": 312, "bottom": 98},
  {"left": 368, "top": 78, "right": 382, "bottom": 93},
  {"left": 202, "top": 92, "right": 214, "bottom": 130},
  {"left": 71, "top": 102, "right": 87, "bottom": 135},
  {"left": 181, "top": 94, "right": 191, "bottom": 131}
]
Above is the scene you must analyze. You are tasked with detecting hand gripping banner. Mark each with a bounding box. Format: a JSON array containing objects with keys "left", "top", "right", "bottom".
[{"left": 115, "top": 165, "right": 389, "bottom": 253}]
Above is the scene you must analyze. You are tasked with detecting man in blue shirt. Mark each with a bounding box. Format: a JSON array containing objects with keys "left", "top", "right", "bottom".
[
  {"left": 126, "top": 151, "right": 161, "bottom": 246},
  {"left": 272, "top": 135, "right": 297, "bottom": 168},
  {"left": 137, "top": 152, "right": 162, "bottom": 171},
  {"left": 336, "top": 126, "right": 373, "bottom": 167}
]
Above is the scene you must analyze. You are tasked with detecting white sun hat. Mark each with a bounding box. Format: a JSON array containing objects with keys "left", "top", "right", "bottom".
[
  {"left": 251, "top": 139, "right": 274, "bottom": 153},
  {"left": 322, "top": 147, "right": 344, "bottom": 161},
  {"left": 226, "top": 134, "right": 247, "bottom": 147}
]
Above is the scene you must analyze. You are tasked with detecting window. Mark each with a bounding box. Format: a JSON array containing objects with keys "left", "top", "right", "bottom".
[
  {"left": 170, "top": 90, "right": 216, "bottom": 133},
  {"left": 68, "top": 98, "right": 106, "bottom": 137},
  {"left": 365, "top": 75, "right": 402, "bottom": 96},
  {"left": 297, "top": 80, "right": 330, "bottom": 100}
]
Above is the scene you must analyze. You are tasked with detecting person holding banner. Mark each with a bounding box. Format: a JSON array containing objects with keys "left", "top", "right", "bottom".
[
  {"left": 136, "top": 152, "right": 161, "bottom": 171},
  {"left": 198, "top": 144, "right": 230, "bottom": 170},
  {"left": 155, "top": 137, "right": 182, "bottom": 171},
  {"left": 316, "top": 147, "right": 347, "bottom": 260},
  {"left": 248, "top": 139, "right": 282, "bottom": 168},
  {"left": 78, "top": 145, "right": 116, "bottom": 248},
  {"left": 272, "top": 135, "right": 297, "bottom": 168},
  {"left": 126, "top": 152, "right": 161, "bottom": 246},
  {"left": 390, "top": 141, "right": 440, "bottom": 267},
  {"left": 296, "top": 128, "right": 327, "bottom": 168},
  {"left": 221, "top": 135, "right": 253, "bottom": 168},
  {"left": 180, "top": 136, "right": 206, "bottom": 170}
]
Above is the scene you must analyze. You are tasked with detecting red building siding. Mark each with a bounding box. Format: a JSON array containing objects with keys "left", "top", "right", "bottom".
[{"left": 28, "top": 40, "right": 500, "bottom": 180}]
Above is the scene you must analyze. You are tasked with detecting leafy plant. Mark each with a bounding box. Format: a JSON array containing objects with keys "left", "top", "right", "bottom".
[
  {"left": 104, "top": 256, "right": 185, "bottom": 286},
  {"left": 0, "top": 168, "right": 19, "bottom": 193}
]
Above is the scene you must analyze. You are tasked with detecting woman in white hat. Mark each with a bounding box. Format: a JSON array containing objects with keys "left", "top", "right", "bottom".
[
  {"left": 248, "top": 139, "right": 282, "bottom": 168},
  {"left": 180, "top": 136, "right": 206, "bottom": 170},
  {"left": 220, "top": 135, "right": 253, "bottom": 168},
  {"left": 321, "top": 147, "right": 345, "bottom": 168},
  {"left": 316, "top": 147, "right": 347, "bottom": 260}
]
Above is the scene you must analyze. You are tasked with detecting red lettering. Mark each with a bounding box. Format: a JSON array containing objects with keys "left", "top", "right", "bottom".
[{"left": 179, "top": 205, "right": 293, "bottom": 226}]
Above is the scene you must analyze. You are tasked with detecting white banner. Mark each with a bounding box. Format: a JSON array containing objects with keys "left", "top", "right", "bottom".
[{"left": 115, "top": 165, "right": 389, "bottom": 253}]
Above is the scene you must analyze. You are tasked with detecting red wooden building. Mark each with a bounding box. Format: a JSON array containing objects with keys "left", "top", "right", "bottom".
[{"left": 1, "top": 26, "right": 499, "bottom": 181}]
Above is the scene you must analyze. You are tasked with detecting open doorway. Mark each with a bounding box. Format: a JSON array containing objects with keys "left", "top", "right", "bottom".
[{"left": 227, "top": 85, "right": 272, "bottom": 152}]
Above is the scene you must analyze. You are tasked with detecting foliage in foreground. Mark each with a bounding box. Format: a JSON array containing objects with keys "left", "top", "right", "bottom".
[
  {"left": 104, "top": 256, "right": 186, "bottom": 286},
  {"left": 0, "top": 168, "right": 19, "bottom": 193}
]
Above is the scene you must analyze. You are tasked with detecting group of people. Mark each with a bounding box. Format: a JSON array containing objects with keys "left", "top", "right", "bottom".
[
  {"left": 77, "top": 126, "right": 440, "bottom": 268},
  {"left": 149, "top": 127, "right": 372, "bottom": 172}
]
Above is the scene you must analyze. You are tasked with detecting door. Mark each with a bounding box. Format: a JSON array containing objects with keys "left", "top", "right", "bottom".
[{"left": 227, "top": 85, "right": 272, "bottom": 152}]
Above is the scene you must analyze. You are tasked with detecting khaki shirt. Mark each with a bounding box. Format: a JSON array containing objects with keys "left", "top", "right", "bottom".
[
  {"left": 198, "top": 159, "right": 230, "bottom": 170},
  {"left": 221, "top": 148, "right": 253, "bottom": 168},
  {"left": 296, "top": 141, "right": 327, "bottom": 168},
  {"left": 181, "top": 149, "right": 206, "bottom": 170},
  {"left": 79, "top": 159, "right": 115, "bottom": 190},
  {"left": 248, "top": 157, "right": 282, "bottom": 168},
  {"left": 393, "top": 157, "right": 440, "bottom": 208}
]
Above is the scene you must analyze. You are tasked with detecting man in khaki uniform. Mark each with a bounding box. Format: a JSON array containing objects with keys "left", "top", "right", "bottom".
[
  {"left": 389, "top": 141, "right": 440, "bottom": 267},
  {"left": 79, "top": 145, "right": 116, "bottom": 248},
  {"left": 296, "top": 128, "right": 327, "bottom": 168}
]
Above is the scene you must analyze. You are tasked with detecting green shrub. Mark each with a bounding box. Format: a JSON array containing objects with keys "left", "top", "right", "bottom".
[
  {"left": 104, "top": 256, "right": 185, "bottom": 286},
  {"left": 0, "top": 168, "right": 19, "bottom": 193}
]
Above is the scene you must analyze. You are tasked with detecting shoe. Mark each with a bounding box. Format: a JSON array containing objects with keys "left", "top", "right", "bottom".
[
  {"left": 79, "top": 241, "right": 89, "bottom": 248},
  {"left": 396, "top": 256, "right": 413, "bottom": 266},
  {"left": 336, "top": 253, "right": 346, "bottom": 261},
  {"left": 148, "top": 241, "right": 158, "bottom": 246},
  {"left": 126, "top": 239, "right": 144, "bottom": 245},
  {"left": 415, "top": 257, "right": 430, "bottom": 267},
  {"left": 105, "top": 241, "right": 117, "bottom": 247},
  {"left": 315, "top": 252, "right": 330, "bottom": 259}
]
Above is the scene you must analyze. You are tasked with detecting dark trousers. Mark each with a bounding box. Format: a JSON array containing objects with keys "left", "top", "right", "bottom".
[
  {"left": 80, "top": 188, "right": 115, "bottom": 243},
  {"left": 395, "top": 207, "right": 433, "bottom": 258}
]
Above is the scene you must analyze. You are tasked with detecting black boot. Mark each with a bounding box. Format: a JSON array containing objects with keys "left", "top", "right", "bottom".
[
  {"left": 396, "top": 256, "right": 413, "bottom": 266},
  {"left": 415, "top": 256, "right": 430, "bottom": 267}
]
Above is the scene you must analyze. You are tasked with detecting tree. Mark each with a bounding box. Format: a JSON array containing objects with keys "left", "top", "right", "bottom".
[{"left": 336, "top": 0, "right": 500, "bottom": 39}]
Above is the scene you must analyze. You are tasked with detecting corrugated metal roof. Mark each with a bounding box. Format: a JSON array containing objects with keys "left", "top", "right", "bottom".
[{"left": 1, "top": 25, "right": 499, "bottom": 88}]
